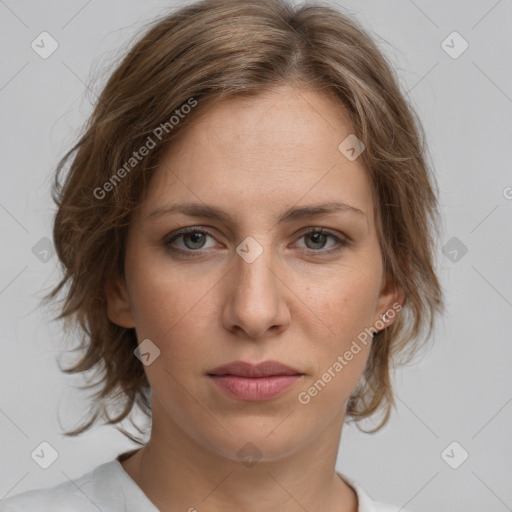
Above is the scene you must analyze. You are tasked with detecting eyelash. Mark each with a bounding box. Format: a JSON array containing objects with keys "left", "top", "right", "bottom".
[{"left": 164, "top": 227, "right": 350, "bottom": 258}]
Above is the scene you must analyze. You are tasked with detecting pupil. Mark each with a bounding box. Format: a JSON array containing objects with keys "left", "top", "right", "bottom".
[
  {"left": 308, "top": 232, "right": 326, "bottom": 249},
  {"left": 186, "top": 233, "right": 204, "bottom": 249}
]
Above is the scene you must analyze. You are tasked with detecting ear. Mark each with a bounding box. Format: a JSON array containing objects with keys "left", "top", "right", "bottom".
[
  {"left": 372, "top": 270, "right": 405, "bottom": 329},
  {"left": 104, "top": 273, "right": 135, "bottom": 328}
]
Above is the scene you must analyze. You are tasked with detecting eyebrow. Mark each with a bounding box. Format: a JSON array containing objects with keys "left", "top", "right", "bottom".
[{"left": 147, "top": 200, "right": 366, "bottom": 223}]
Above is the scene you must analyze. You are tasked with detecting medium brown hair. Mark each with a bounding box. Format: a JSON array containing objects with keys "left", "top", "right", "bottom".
[{"left": 43, "top": 0, "right": 445, "bottom": 442}]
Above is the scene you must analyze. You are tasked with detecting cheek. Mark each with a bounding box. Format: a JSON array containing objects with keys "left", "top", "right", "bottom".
[
  {"left": 296, "top": 278, "right": 376, "bottom": 412},
  {"left": 125, "top": 253, "right": 218, "bottom": 367},
  {"left": 304, "top": 266, "right": 381, "bottom": 343},
  {"left": 294, "top": 266, "right": 379, "bottom": 401},
  {"left": 126, "top": 244, "right": 202, "bottom": 328}
]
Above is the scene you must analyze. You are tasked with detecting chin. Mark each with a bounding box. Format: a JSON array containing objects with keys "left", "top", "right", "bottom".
[{"left": 200, "top": 421, "right": 310, "bottom": 464}]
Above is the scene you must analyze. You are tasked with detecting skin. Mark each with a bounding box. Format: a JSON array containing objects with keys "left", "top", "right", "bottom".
[{"left": 105, "top": 83, "right": 404, "bottom": 512}]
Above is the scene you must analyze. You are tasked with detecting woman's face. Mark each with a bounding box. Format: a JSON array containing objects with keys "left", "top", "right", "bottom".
[{"left": 106, "top": 83, "right": 402, "bottom": 462}]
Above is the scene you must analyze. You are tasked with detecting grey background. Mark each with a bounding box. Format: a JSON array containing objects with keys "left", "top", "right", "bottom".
[{"left": 0, "top": 0, "right": 511, "bottom": 510}]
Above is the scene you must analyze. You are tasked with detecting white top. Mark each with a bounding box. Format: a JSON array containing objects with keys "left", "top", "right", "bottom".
[{"left": 0, "top": 452, "right": 408, "bottom": 512}]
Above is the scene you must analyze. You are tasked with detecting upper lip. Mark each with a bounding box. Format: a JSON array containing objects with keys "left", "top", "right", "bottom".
[{"left": 208, "top": 360, "right": 303, "bottom": 377}]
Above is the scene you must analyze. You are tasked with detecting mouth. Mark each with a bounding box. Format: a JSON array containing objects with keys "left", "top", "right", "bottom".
[
  {"left": 207, "top": 360, "right": 304, "bottom": 378},
  {"left": 207, "top": 360, "right": 304, "bottom": 401}
]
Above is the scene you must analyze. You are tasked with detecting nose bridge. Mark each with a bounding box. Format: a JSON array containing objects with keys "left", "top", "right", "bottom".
[
  {"left": 235, "top": 235, "right": 277, "bottom": 303},
  {"left": 225, "top": 234, "right": 288, "bottom": 337}
]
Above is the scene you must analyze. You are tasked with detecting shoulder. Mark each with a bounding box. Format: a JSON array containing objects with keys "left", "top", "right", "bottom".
[
  {"left": 371, "top": 501, "right": 410, "bottom": 512},
  {"left": 0, "top": 461, "right": 122, "bottom": 512},
  {"left": 337, "top": 472, "right": 412, "bottom": 512}
]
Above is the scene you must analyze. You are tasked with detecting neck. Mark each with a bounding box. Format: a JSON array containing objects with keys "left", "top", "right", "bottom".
[{"left": 120, "top": 401, "right": 358, "bottom": 512}]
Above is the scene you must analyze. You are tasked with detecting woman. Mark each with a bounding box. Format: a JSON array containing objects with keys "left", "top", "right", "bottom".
[{"left": 0, "top": 0, "right": 444, "bottom": 511}]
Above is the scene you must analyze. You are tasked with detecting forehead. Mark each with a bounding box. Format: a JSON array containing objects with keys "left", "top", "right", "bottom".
[{"left": 137, "top": 84, "right": 373, "bottom": 226}]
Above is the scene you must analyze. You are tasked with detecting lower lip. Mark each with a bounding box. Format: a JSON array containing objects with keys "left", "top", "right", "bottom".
[{"left": 208, "top": 374, "right": 303, "bottom": 401}]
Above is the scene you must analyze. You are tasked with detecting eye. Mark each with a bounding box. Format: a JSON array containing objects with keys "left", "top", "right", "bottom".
[
  {"left": 163, "top": 226, "right": 350, "bottom": 257},
  {"left": 164, "top": 227, "right": 217, "bottom": 254},
  {"left": 293, "top": 228, "right": 350, "bottom": 254}
]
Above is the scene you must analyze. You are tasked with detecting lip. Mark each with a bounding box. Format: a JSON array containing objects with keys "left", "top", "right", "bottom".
[
  {"left": 208, "top": 360, "right": 302, "bottom": 378},
  {"left": 207, "top": 360, "right": 304, "bottom": 402}
]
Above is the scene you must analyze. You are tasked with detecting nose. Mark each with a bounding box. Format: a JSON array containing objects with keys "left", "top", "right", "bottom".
[{"left": 222, "top": 241, "right": 291, "bottom": 340}]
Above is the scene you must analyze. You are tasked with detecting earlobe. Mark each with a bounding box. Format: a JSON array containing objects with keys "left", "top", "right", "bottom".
[{"left": 104, "top": 274, "right": 135, "bottom": 328}]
